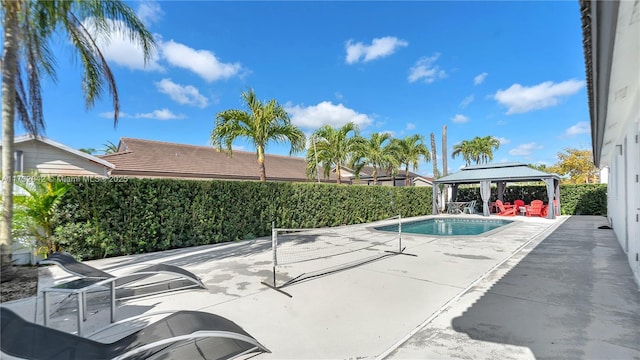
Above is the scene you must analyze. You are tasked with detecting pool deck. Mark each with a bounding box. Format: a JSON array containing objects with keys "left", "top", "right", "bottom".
[{"left": 2, "top": 214, "right": 639, "bottom": 359}]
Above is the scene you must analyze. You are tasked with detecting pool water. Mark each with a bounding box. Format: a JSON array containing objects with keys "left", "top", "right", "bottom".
[{"left": 375, "top": 218, "right": 513, "bottom": 236}]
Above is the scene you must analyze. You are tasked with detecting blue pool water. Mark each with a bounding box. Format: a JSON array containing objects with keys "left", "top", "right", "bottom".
[{"left": 375, "top": 218, "right": 513, "bottom": 236}]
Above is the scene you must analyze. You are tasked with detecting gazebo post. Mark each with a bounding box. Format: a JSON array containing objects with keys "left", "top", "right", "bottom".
[
  {"left": 480, "top": 180, "right": 491, "bottom": 216},
  {"left": 432, "top": 182, "right": 439, "bottom": 215}
]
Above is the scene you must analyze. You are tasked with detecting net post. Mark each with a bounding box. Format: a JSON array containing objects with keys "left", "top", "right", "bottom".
[
  {"left": 272, "top": 222, "right": 277, "bottom": 286},
  {"left": 399, "top": 214, "right": 402, "bottom": 253},
  {"left": 385, "top": 213, "right": 417, "bottom": 257},
  {"left": 261, "top": 222, "right": 292, "bottom": 297}
]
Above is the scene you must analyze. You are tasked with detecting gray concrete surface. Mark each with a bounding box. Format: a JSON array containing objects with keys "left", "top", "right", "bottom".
[{"left": 2, "top": 215, "right": 638, "bottom": 359}]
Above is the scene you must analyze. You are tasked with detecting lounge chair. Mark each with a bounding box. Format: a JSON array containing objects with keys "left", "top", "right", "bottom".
[
  {"left": 525, "top": 200, "right": 546, "bottom": 217},
  {"left": 495, "top": 200, "right": 517, "bottom": 216},
  {"left": 39, "top": 252, "right": 205, "bottom": 300},
  {"left": 0, "top": 307, "right": 269, "bottom": 360}
]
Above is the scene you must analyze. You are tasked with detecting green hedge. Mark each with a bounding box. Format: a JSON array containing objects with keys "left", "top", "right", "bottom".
[
  {"left": 52, "top": 179, "right": 432, "bottom": 259},
  {"left": 455, "top": 183, "right": 607, "bottom": 215}
]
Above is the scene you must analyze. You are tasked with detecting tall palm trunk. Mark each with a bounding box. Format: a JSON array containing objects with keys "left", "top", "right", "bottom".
[
  {"left": 336, "top": 165, "right": 342, "bottom": 184},
  {"left": 404, "top": 165, "right": 410, "bottom": 186},
  {"left": 1, "top": 1, "right": 20, "bottom": 281},
  {"left": 442, "top": 125, "right": 448, "bottom": 176},
  {"left": 257, "top": 145, "right": 266, "bottom": 182},
  {"left": 430, "top": 133, "right": 438, "bottom": 178}
]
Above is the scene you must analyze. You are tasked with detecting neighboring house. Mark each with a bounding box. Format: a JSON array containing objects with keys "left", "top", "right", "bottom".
[
  {"left": 351, "top": 167, "right": 433, "bottom": 187},
  {"left": 332, "top": 166, "right": 432, "bottom": 187},
  {"left": 100, "top": 137, "right": 337, "bottom": 183},
  {"left": 0, "top": 134, "right": 114, "bottom": 178},
  {"left": 582, "top": 0, "right": 639, "bottom": 285},
  {"left": 0, "top": 135, "right": 114, "bottom": 265}
]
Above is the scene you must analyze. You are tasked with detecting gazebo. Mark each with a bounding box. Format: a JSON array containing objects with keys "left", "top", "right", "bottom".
[{"left": 432, "top": 162, "right": 561, "bottom": 219}]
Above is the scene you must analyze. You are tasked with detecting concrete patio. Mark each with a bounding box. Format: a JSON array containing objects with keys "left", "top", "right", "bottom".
[{"left": 2, "top": 215, "right": 639, "bottom": 359}]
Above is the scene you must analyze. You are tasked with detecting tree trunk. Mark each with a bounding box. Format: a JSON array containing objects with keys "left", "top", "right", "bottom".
[
  {"left": 336, "top": 165, "right": 342, "bottom": 184},
  {"left": 404, "top": 165, "right": 410, "bottom": 186},
  {"left": 442, "top": 125, "right": 448, "bottom": 176},
  {"left": 430, "top": 133, "right": 438, "bottom": 178},
  {"left": 1, "top": 1, "right": 20, "bottom": 281},
  {"left": 372, "top": 167, "right": 378, "bottom": 185},
  {"left": 257, "top": 145, "right": 266, "bottom": 182}
]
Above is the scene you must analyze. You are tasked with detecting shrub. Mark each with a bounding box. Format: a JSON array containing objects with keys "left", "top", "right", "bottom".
[{"left": 52, "top": 178, "right": 432, "bottom": 259}]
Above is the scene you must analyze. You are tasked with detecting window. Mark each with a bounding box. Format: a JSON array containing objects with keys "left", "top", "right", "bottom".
[{"left": 14, "top": 150, "right": 23, "bottom": 173}]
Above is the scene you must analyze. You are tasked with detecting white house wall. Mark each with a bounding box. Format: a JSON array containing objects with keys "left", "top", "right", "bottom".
[
  {"left": 10, "top": 140, "right": 108, "bottom": 177},
  {"left": 601, "top": 0, "right": 640, "bottom": 286},
  {"left": 609, "top": 114, "right": 640, "bottom": 286}
]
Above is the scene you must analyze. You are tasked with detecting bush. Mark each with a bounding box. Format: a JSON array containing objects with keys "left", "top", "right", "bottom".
[{"left": 53, "top": 179, "right": 432, "bottom": 259}]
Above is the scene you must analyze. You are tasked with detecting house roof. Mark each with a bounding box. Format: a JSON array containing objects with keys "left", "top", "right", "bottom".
[
  {"left": 100, "top": 137, "right": 335, "bottom": 182},
  {"left": 11, "top": 134, "right": 115, "bottom": 169},
  {"left": 434, "top": 162, "right": 560, "bottom": 184},
  {"left": 355, "top": 167, "right": 432, "bottom": 183},
  {"left": 580, "top": 0, "right": 637, "bottom": 168}
]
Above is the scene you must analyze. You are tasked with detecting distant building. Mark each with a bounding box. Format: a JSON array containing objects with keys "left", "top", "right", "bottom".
[
  {"left": 0, "top": 134, "right": 114, "bottom": 178},
  {"left": 100, "top": 137, "right": 338, "bottom": 183},
  {"left": 100, "top": 138, "right": 432, "bottom": 186}
]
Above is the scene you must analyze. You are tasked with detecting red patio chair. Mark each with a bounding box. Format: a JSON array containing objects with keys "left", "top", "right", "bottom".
[
  {"left": 525, "top": 200, "right": 545, "bottom": 217},
  {"left": 496, "top": 200, "right": 517, "bottom": 216}
]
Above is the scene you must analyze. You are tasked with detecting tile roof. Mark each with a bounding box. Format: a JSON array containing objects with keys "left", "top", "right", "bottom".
[{"left": 99, "top": 138, "right": 336, "bottom": 182}]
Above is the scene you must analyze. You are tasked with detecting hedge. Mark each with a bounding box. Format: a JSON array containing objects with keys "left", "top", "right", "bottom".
[{"left": 52, "top": 179, "right": 432, "bottom": 259}]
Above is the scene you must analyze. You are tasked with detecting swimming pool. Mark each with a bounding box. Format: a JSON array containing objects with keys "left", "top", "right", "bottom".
[{"left": 375, "top": 218, "right": 513, "bottom": 236}]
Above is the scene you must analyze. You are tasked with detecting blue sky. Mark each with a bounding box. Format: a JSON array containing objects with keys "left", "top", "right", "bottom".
[{"left": 19, "top": 1, "right": 590, "bottom": 176}]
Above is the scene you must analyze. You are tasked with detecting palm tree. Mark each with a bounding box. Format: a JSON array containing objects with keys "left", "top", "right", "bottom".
[
  {"left": 306, "top": 122, "right": 363, "bottom": 184},
  {"left": 451, "top": 139, "right": 475, "bottom": 166},
  {"left": 78, "top": 148, "right": 96, "bottom": 155},
  {"left": 102, "top": 140, "right": 119, "bottom": 154},
  {"left": 353, "top": 132, "right": 396, "bottom": 185},
  {"left": 474, "top": 135, "right": 500, "bottom": 164},
  {"left": 211, "top": 89, "right": 306, "bottom": 182},
  {"left": 14, "top": 175, "right": 70, "bottom": 255},
  {"left": 1, "top": 0, "right": 155, "bottom": 280},
  {"left": 394, "top": 134, "right": 430, "bottom": 186}
]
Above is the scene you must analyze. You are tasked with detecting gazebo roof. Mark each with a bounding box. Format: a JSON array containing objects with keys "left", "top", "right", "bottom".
[{"left": 434, "top": 162, "right": 560, "bottom": 184}]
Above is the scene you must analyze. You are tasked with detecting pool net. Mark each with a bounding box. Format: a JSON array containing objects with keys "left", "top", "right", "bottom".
[{"left": 262, "top": 216, "right": 415, "bottom": 297}]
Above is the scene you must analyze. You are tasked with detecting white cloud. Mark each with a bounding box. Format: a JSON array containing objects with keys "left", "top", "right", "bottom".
[
  {"left": 564, "top": 121, "right": 590, "bottom": 137},
  {"left": 285, "top": 101, "right": 373, "bottom": 129},
  {"left": 496, "top": 137, "right": 510, "bottom": 145},
  {"left": 335, "top": 92, "right": 344, "bottom": 100},
  {"left": 83, "top": 18, "right": 163, "bottom": 71},
  {"left": 135, "top": 108, "right": 185, "bottom": 120},
  {"left": 137, "top": 1, "right": 164, "bottom": 26},
  {"left": 345, "top": 36, "right": 408, "bottom": 64},
  {"left": 161, "top": 40, "right": 242, "bottom": 82},
  {"left": 474, "top": 72, "right": 488, "bottom": 85},
  {"left": 451, "top": 114, "right": 469, "bottom": 123},
  {"left": 408, "top": 53, "right": 446, "bottom": 83},
  {"left": 494, "top": 79, "right": 585, "bottom": 114},
  {"left": 99, "top": 111, "right": 132, "bottom": 119},
  {"left": 155, "top": 78, "right": 209, "bottom": 108},
  {"left": 509, "top": 142, "right": 543, "bottom": 156},
  {"left": 406, "top": 123, "right": 416, "bottom": 131},
  {"left": 460, "top": 94, "right": 474, "bottom": 108}
]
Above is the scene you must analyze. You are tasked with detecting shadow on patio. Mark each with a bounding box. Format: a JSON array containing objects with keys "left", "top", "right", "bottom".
[{"left": 451, "top": 216, "right": 640, "bottom": 358}]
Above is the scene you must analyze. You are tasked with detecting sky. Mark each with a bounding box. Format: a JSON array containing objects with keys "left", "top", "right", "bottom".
[{"left": 16, "top": 0, "right": 591, "bottom": 176}]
